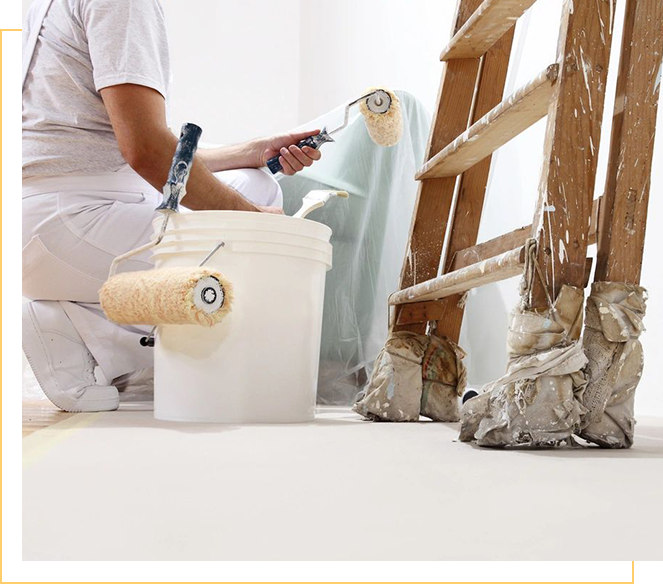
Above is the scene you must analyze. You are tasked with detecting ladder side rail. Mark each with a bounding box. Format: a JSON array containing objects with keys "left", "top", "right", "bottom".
[
  {"left": 411, "top": 28, "right": 516, "bottom": 339},
  {"left": 396, "top": 0, "right": 486, "bottom": 334},
  {"left": 529, "top": 0, "right": 616, "bottom": 310},
  {"left": 441, "top": 0, "right": 539, "bottom": 60},
  {"left": 595, "top": 0, "right": 663, "bottom": 284}
]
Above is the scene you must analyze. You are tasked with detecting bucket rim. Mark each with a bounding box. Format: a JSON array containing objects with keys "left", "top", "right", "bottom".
[
  {"left": 154, "top": 238, "right": 332, "bottom": 254},
  {"left": 156, "top": 226, "right": 331, "bottom": 246},
  {"left": 152, "top": 244, "right": 333, "bottom": 269},
  {"left": 154, "top": 210, "right": 333, "bottom": 239}
]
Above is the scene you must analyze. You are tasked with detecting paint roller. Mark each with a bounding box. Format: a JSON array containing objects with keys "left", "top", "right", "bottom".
[
  {"left": 266, "top": 87, "right": 403, "bottom": 174},
  {"left": 100, "top": 123, "right": 233, "bottom": 344}
]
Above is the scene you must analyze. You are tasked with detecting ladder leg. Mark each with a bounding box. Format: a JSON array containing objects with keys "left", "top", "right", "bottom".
[
  {"left": 595, "top": 0, "right": 663, "bottom": 284},
  {"left": 529, "top": 0, "right": 617, "bottom": 312},
  {"left": 579, "top": 0, "right": 662, "bottom": 449},
  {"left": 395, "top": 0, "right": 485, "bottom": 335},
  {"left": 428, "top": 27, "right": 515, "bottom": 343}
]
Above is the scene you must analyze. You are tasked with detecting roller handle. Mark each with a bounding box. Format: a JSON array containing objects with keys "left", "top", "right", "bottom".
[
  {"left": 156, "top": 122, "right": 203, "bottom": 212},
  {"left": 167, "top": 122, "right": 202, "bottom": 185},
  {"left": 266, "top": 135, "right": 318, "bottom": 174},
  {"left": 266, "top": 128, "right": 334, "bottom": 174}
]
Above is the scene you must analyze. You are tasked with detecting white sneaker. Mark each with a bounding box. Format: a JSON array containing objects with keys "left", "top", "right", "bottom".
[
  {"left": 112, "top": 368, "right": 154, "bottom": 402},
  {"left": 22, "top": 301, "right": 119, "bottom": 412}
]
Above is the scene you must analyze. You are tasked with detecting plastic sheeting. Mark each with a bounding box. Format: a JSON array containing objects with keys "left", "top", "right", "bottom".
[
  {"left": 279, "top": 91, "right": 430, "bottom": 405},
  {"left": 578, "top": 282, "right": 647, "bottom": 448}
]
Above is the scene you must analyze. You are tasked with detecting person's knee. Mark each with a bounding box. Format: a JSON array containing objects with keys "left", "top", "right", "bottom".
[
  {"left": 215, "top": 168, "right": 283, "bottom": 208},
  {"left": 22, "top": 235, "right": 105, "bottom": 302}
]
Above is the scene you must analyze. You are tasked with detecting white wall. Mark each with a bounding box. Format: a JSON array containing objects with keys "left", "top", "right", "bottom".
[
  {"left": 298, "top": 0, "right": 455, "bottom": 121},
  {"left": 163, "top": 0, "right": 301, "bottom": 144},
  {"left": 22, "top": 0, "right": 302, "bottom": 144},
  {"left": 639, "top": 78, "right": 663, "bottom": 417},
  {"left": 22, "top": 0, "right": 663, "bottom": 415}
]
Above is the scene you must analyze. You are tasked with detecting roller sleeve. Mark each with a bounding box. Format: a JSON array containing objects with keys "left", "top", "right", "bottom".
[{"left": 100, "top": 266, "right": 233, "bottom": 327}]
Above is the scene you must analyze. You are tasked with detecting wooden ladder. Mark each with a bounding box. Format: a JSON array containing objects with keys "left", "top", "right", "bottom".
[{"left": 391, "top": 0, "right": 617, "bottom": 338}]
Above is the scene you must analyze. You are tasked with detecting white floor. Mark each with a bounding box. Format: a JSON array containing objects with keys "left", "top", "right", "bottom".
[{"left": 23, "top": 405, "right": 663, "bottom": 560}]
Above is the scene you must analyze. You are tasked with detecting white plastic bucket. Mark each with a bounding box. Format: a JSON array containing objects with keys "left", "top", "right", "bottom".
[{"left": 151, "top": 211, "right": 332, "bottom": 423}]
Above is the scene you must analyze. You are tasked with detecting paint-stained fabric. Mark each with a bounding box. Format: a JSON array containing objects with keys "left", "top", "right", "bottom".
[
  {"left": 420, "top": 335, "right": 467, "bottom": 422},
  {"left": 578, "top": 282, "right": 647, "bottom": 448},
  {"left": 460, "top": 285, "right": 588, "bottom": 447},
  {"left": 353, "top": 331, "right": 465, "bottom": 422}
]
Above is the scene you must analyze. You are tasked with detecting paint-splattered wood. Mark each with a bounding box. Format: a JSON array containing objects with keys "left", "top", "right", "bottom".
[
  {"left": 529, "top": 0, "right": 616, "bottom": 309},
  {"left": 428, "top": 28, "right": 515, "bottom": 341},
  {"left": 418, "top": 64, "right": 558, "bottom": 179},
  {"left": 396, "top": 300, "right": 451, "bottom": 326},
  {"left": 451, "top": 226, "right": 530, "bottom": 272},
  {"left": 391, "top": 246, "right": 525, "bottom": 305},
  {"left": 595, "top": 0, "right": 663, "bottom": 284},
  {"left": 396, "top": 257, "right": 594, "bottom": 325},
  {"left": 396, "top": 0, "right": 485, "bottom": 335},
  {"left": 397, "top": 196, "right": 599, "bottom": 329},
  {"left": 440, "top": 0, "right": 538, "bottom": 60},
  {"left": 449, "top": 195, "right": 600, "bottom": 271}
]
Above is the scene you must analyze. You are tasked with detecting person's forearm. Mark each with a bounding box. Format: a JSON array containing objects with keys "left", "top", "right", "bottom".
[
  {"left": 129, "top": 130, "right": 260, "bottom": 212},
  {"left": 197, "top": 139, "right": 264, "bottom": 173}
]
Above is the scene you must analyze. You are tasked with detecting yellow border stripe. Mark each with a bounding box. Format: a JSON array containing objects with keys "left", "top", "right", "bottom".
[{"left": 22, "top": 412, "right": 100, "bottom": 467}]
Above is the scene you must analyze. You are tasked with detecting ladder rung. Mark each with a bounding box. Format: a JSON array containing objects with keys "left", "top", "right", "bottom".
[
  {"left": 417, "top": 64, "right": 558, "bottom": 180},
  {"left": 450, "top": 197, "right": 600, "bottom": 271},
  {"left": 450, "top": 226, "right": 529, "bottom": 272},
  {"left": 395, "top": 257, "right": 594, "bottom": 326},
  {"left": 390, "top": 197, "right": 600, "bottom": 309},
  {"left": 389, "top": 246, "right": 525, "bottom": 305},
  {"left": 440, "top": 0, "right": 539, "bottom": 60}
]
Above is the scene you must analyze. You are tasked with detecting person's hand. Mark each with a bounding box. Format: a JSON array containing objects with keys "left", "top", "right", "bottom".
[
  {"left": 258, "top": 206, "right": 284, "bottom": 214},
  {"left": 259, "top": 130, "right": 323, "bottom": 175}
]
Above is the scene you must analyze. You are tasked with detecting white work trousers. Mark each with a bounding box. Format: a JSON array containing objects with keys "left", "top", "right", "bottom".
[{"left": 22, "top": 165, "right": 282, "bottom": 381}]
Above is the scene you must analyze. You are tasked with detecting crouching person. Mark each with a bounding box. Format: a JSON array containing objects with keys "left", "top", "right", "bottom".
[{"left": 22, "top": 0, "right": 321, "bottom": 411}]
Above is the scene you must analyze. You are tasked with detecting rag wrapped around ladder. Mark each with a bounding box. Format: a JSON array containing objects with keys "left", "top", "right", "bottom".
[
  {"left": 577, "top": 282, "right": 647, "bottom": 448},
  {"left": 460, "top": 284, "right": 588, "bottom": 447},
  {"left": 353, "top": 331, "right": 467, "bottom": 422},
  {"left": 460, "top": 280, "right": 648, "bottom": 448},
  {"left": 354, "top": 281, "right": 647, "bottom": 444}
]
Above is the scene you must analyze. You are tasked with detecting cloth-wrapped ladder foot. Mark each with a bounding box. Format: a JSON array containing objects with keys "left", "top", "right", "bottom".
[{"left": 577, "top": 282, "right": 647, "bottom": 448}]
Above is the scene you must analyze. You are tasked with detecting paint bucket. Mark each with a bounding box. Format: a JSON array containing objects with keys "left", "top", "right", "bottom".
[{"left": 151, "top": 211, "right": 332, "bottom": 423}]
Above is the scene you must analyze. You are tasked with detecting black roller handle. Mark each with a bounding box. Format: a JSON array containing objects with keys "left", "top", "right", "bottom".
[
  {"left": 266, "top": 128, "right": 334, "bottom": 174},
  {"left": 157, "top": 122, "right": 203, "bottom": 212}
]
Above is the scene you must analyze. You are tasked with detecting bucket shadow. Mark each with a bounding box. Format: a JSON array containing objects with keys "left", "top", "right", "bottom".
[
  {"left": 86, "top": 411, "right": 243, "bottom": 435},
  {"left": 73, "top": 403, "right": 366, "bottom": 434}
]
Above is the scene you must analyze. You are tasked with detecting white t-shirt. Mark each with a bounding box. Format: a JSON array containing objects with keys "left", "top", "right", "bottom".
[{"left": 22, "top": 0, "right": 170, "bottom": 178}]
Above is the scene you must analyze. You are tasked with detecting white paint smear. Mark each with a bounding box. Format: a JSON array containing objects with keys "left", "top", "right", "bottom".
[{"left": 558, "top": 239, "right": 568, "bottom": 264}]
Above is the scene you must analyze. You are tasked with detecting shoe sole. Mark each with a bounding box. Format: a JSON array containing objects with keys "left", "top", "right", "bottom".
[{"left": 22, "top": 303, "right": 119, "bottom": 413}]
